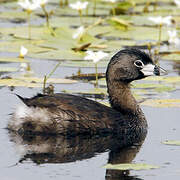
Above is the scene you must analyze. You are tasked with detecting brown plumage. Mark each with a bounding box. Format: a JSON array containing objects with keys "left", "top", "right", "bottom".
[{"left": 8, "top": 48, "right": 161, "bottom": 137}]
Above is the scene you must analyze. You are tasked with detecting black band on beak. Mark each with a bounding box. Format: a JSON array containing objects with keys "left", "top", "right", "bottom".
[
  {"left": 155, "top": 65, "right": 167, "bottom": 76},
  {"left": 154, "top": 65, "right": 160, "bottom": 76}
]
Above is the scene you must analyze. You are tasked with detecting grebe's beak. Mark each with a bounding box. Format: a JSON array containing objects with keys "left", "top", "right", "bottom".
[{"left": 140, "top": 64, "right": 167, "bottom": 76}]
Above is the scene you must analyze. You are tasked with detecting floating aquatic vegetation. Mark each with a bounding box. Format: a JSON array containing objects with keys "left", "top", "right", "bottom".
[
  {"left": 141, "top": 99, "right": 180, "bottom": 108},
  {"left": 103, "top": 163, "right": 160, "bottom": 170},
  {"left": 0, "top": 67, "right": 18, "bottom": 73},
  {"left": 162, "top": 140, "right": 180, "bottom": 146},
  {"left": 0, "top": 76, "right": 77, "bottom": 88}
]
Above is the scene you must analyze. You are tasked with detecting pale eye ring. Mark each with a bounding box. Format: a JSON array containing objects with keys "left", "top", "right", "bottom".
[{"left": 134, "top": 60, "right": 144, "bottom": 68}]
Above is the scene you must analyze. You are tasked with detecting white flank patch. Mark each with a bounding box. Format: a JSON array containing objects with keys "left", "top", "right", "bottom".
[
  {"left": 15, "top": 105, "right": 30, "bottom": 119},
  {"left": 9, "top": 105, "right": 52, "bottom": 131}
]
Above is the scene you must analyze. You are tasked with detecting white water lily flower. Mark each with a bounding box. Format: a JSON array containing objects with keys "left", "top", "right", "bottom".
[
  {"left": 19, "top": 62, "right": 28, "bottom": 72},
  {"left": 148, "top": 16, "right": 172, "bottom": 26},
  {"left": 36, "top": 0, "right": 48, "bottom": 6},
  {"left": 104, "top": 0, "right": 117, "bottom": 3},
  {"left": 18, "top": 0, "right": 40, "bottom": 11},
  {"left": 73, "top": 26, "right": 85, "bottom": 39},
  {"left": 168, "top": 30, "right": 180, "bottom": 45},
  {"left": 84, "top": 51, "right": 108, "bottom": 63},
  {"left": 69, "top": 1, "right": 88, "bottom": 11},
  {"left": 20, "top": 46, "right": 28, "bottom": 58},
  {"left": 174, "top": 0, "right": 180, "bottom": 7}
]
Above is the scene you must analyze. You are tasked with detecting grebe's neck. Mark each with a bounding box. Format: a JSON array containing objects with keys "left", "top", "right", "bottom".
[{"left": 107, "top": 80, "right": 143, "bottom": 117}]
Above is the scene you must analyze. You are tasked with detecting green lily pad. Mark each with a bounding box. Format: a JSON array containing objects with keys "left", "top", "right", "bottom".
[
  {"left": 102, "top": 26, "right": 169, "bottom": 41},
  {"left": 107, "top": 17, "right": 130, "bottom": 30},
  {"left": 105, "top": 40, "right": 136, "bottom": 51},
  {"left": 51, "top": 16, "right": 97, "bottom": 27},
  {"left": 17, "top": 77, "right": 77, "bottom": 84},
  {"left": 0, "top": 67, "right": 18, "bottom": 72},
  {"left": 162, "top": 140, "right": 180, "bottom": 146},
  {"left": 141, "top": 99, "right": 180, "bottom": 107},
  {"left": 99, "top": 101, "right": 110, "bottom": 107},
  {"left": 0, "top": 77, "right": 77, "bottom": 88},
  {"left": 0, "top": 57, "right": 28, "bottom": 63},
  {"left": 92, "top": 79, "right": 176, "bottom": 93},
  {"left": 103, "top": 163, "right": 159, "bottom": 170},
  {"left": 144, "top": 76, "right": 180, "bottom": 83},
  {"left": 0, "top": 40, "right": 52, "bottom": 54},
  {"left": 63, "top": 87, "right": 108, "bottom": 96},
  {"left": 0, "top": 79, "right": 41, "bottom": 88},
  {"left": 0, "top": 11, "right": 36, "bottom": 21},
  {"left": 61, "top": 60, "right": 108, "bottom": 67},
  {"left": 162, "top": 53, "right": 180, "bottom": 61},
  {"left": 0, "top": 27, "right": 51, "bottom": 40},
  {"left": 132, "top": 83, "right": 176, "bottom": 93},
  {"left": 29, "top": 50, "right": 85, "bottom": 61}
]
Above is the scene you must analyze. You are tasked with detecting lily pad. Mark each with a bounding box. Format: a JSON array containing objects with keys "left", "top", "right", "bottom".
[
  {"left": 144, "top": 76, "right": 180, "bottom": 83},
  {"left": 51, "top": 16, "right": 97, "bottom": 27},
  {"left": 63, "top": 87, "right": 108, "bottom": 96},
  {"left": 162, "top": 54, "right": 180, "bottom": 61},
  {"left": 0, "top": 67, "right": 18, "bottom": 72},
  {"left": 0, "top": 11, "right": 36, "bottom": 21},
  {"left": 29, "top": 50, "right": 85, "bottom": 61},
  {"left": 17, "top": 77, "right": 77, "bottom": 84},
  {"left": 61, "top": 60, "right": 108, "bottom": 67},
  {"left": 104, "top": 40, "right": 136, "bottom": 51},
  {"left": 91, "top": 79, "right": 176, "bottom": 93},
  {"left": 0, "top": 40, "right": 52, "bottom": 54},
  {"left": 0, "top": 79, "right": 41, "bottom": 88},
  {"left": 107, "top": 17, "right": 130, "bottom": 30},
  {"left": 0, "top": 27, "right": 51, "bottom": 40},
  {"left": 0, "top": 57, "right": 28, "bottom": 63},
  {"left": 102, "top": 26, "right": 169, "bottom": 41},
  {"left": 132, "top": 83, "right": 176, "bottom": 93},
  {"left": 141, "top": 99, "right": 180, "bottom": 108},
  {"left": 0, "top": 77, "right": 77, "bottom": 88},
  {"left": 103, "top": 163, "right": 159, "bottom": 170},
  {"left": 162, "top": 140, "right": 180, "bottom": 146}
]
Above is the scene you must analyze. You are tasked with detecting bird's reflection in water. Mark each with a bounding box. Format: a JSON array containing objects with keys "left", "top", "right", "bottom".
[{"left": 8, "top": 131, "right": 146, "bottom": 180}]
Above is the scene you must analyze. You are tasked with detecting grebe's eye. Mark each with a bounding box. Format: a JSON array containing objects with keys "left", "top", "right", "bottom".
[{"left": 134, "top": 60, "right": 144, "bottom": 68}]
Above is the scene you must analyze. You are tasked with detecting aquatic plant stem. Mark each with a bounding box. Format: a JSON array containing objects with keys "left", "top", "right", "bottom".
[
  {"left": 112, "top": 3, "right": 116, "bottom": 16},
  {"left": 154, "top": 0, "right": 158, "bottom": 11},
  {"left": 41, "top": 4, "right": 49, "bottom": 28},
  {"left": 143, "top": 1, "right": 150, "bottom": 13},
  {"left": 157, "top": 23, "right": 162, "bottom": 52},
  {"left": 27, "top": 11, "right": 31, "bottom": 40},
  {"left": 86, "top": 7, "right": 88, "bottom": 16},
  {"left": 59, "top": 0, "right": 63, "bottom": 6},
  {"left": 65, "top": 0, "right": 68, "bottom": 5},
  {"left": 154, "top": 23, "right": 162, "bottom": 63},
  {"left": 43, "top": 61, "right": 61, "bottom": 93},
  {"left": 78, "top": 10, "right": 83, "bottom": 25},
  {"left": 93, "top": 0, "right": 96, "bottom": 16},
  {"left": 43, "top": 75, "right": 47, "bottom": 94},
  {"left": 41, "top": 5, "right": 55, "bottom": 36},
  {"left": 95, "top": 63, "right": 98, "bottom": 87},
  {"left": 147, "top": 43, "right": 152, "bottom": 58}
]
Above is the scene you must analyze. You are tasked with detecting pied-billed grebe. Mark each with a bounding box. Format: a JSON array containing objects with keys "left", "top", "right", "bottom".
[{"left": 8, "top": 49, "right": 161, "bottom": 136}]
